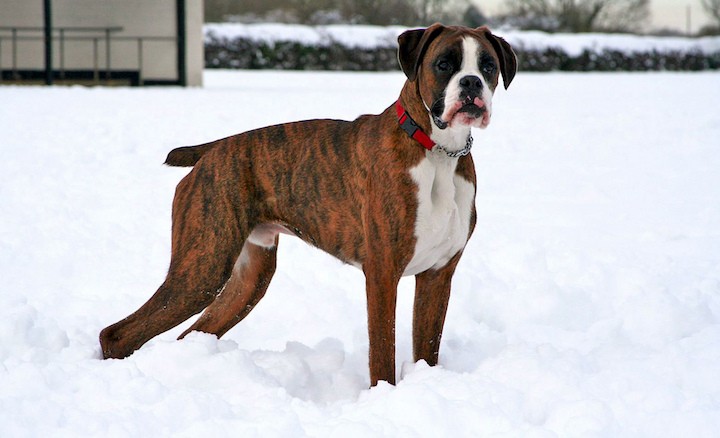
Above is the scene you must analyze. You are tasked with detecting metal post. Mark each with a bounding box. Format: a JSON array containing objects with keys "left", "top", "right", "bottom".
[
  {"left": 12, "top": 28, "right": 18, "bottom": 79},
  {"left": 93, "top": 38, "right": 99, "bottom": 83},
  {"left": 105, "top": 28, "right": 111, "bottom": 82},
  {"left": 59, "top": 28, "right": 65, "bottom": 79},
  {"left": 44, "top": 0, "right": 53, "bottom": 85},
  {"left": 137, "top": 38, "right": 143, "bottom": 85},
  {"left": 176, "top": 0, "right": 187, "bottom": 86}
]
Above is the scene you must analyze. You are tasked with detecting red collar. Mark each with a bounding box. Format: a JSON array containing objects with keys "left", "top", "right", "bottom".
[{"left": 395, "top": 100, "right": 435, "bottom": 151}]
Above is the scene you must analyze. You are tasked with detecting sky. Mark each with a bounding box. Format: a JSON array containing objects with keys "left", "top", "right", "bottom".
[{"left": 477, "top": 0, "right": 715, "bottom": 33}]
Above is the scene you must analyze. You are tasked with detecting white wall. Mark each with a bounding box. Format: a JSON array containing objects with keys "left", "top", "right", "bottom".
[
  {"left": 185, "top": 0, "right": 204, "bottom": 87},
  {"left": 0, "top": 0, "right": 203, "bottom": 85}
]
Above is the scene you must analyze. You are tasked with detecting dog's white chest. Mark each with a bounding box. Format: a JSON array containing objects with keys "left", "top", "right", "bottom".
[{"left": 403, "top": 155, "right": 474, "bottom": 276}]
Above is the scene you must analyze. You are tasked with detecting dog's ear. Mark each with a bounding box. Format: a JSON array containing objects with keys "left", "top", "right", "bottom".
[
  {"left": 397, "top": 23, "right": 446, "bottom": 82},
  {"left": 479, "top": 27, "right": 517, "bottom": 90}
]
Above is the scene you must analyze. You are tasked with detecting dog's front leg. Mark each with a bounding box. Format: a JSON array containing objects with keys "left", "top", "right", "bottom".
[
  {"left": 360, "top": 170, "right": 416, "bottom": 386},
  {"left": 412, "top": 252, "right": 462, "bottom": 367},
  {"left": 364, "top": 261, "right": 400, "bottom": 386}
]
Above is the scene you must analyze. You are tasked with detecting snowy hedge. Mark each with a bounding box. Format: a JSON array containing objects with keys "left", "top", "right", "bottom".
[{"left": 205, "top": 23, "right": 720, "bottom": 72}]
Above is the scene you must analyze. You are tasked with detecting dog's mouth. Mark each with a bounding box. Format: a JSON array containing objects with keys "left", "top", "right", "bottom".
[
  {"left": 431, "top": 96, "right": 490, "bottom": 129},
  {"left": 457, "top": 97, "right": 486, "bottom": 117},
  {"left": 434, "top": 96, "right": 490, "bottom": 129}
]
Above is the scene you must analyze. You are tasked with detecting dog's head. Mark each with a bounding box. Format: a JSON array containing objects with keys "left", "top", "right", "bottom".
[{"left": 398, "top": 24, "right": 517, "bottom": 133}]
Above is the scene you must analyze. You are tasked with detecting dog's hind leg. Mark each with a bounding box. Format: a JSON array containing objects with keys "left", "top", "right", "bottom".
[
  {"left": 99, "top": 248, "right": 242, "bottom": 359},
  {"left": 99, "top": 167, "right": 248, "bottom": 359},
  {"left": 178, "top": 233, "right": 278, "bottom": 339}
]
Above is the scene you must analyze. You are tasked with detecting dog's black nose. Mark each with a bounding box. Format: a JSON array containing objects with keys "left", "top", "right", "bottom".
[{"left": 459, "top": 75, "right": 483, "bottom": 93}]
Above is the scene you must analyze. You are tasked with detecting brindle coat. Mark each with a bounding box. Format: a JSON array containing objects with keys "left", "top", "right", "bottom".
[{"left": 100, "top": 24, "right": 516, "bottom": 386}]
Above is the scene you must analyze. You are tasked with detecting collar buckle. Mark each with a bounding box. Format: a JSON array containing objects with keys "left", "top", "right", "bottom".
[{"left": 399, "top": 115, "right": 420, "bottom": 138}]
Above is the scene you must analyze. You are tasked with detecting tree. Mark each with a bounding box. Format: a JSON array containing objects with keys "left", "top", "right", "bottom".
[
  {"left": 414, "top": 0, "right": 442, "bottom": 24},
  {"left": 702, "top": 0, "right": 720, "bottom": 25},
  {"left": 205, "top": 0, "right": 292, "bottom": 22},
  {"left": 337, "top": 0, "right": 417, "bottom": 25},
  {"left": 503, "top": 0, "right": 650, "bottom": 33},
  {"left": 290, "top": 0, "right": 337, "bottom": 23},
  {"left": 412, "top": 0, "right": 469, "bottom": 25},
  {"left": 204, "top": 0, "right": 473, "bottom": 26},
  {"left": 463, "top": 5, "right": 488, "bottom": 28}
]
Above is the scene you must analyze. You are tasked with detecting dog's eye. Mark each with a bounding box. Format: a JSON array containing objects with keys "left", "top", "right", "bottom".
[
  {"left": 436, "top": 60, "right": 452, "bottom": 72},
  {"left": 482, "top": 63, "right": 496, "bottom": 75}
]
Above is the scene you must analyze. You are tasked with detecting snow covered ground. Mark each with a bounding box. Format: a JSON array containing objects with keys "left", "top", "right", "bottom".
[{"left": 1, "top": 69, "right": 720, "bottom": 436}]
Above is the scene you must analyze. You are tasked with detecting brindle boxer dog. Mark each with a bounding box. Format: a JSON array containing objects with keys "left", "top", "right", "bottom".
[{"left": 100, "top": 24, "right": 516, "bottom": 386}]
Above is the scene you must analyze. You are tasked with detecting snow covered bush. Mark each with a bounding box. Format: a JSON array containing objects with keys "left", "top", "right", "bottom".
[{"left": 204, "top": 23, "right": 720, "bottom": 72}]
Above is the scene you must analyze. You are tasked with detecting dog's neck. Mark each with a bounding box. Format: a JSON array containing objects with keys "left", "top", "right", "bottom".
[{"left": 428, "top": 120, "right": 473, "bottom": 157}]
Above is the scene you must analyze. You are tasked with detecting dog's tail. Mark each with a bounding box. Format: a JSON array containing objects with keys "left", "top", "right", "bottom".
[{"left": 164, "top": 143, "right": 214, "bottom": 167}]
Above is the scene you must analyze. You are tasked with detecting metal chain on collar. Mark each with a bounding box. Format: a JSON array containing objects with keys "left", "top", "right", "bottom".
[
  {"left": 435, "top": 134, "right": 473, "bottom": 158},
  {"left": 396, "top": 101, "right": 474, "bottom": 158}
]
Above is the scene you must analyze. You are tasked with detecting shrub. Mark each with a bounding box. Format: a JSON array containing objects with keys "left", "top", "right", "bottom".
[{"left": 205, "top": 34, "right": 720, "bottom": 72}]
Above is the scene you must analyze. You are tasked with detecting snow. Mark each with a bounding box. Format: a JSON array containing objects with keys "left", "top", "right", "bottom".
[
  {"left": 204, "top": 23, "right": 720, "bottom": 55},
  {"left": 2, "top": 69, "right": 720, "bottom": 436},
  {"left": 205, "top": 23, "right": 406, "bottom": 49},
  {"left": 501, "top": 30, "right": 720, "bottom": 56}
]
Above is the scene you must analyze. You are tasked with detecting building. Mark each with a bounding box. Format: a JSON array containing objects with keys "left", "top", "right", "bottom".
[{"left": 0, "top": 0, "right": 203, "bottom": 86}]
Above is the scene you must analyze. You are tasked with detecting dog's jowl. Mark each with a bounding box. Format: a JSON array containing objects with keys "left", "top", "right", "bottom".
[{"left": 100, "top": 24, "right": 516, "bottom": 386}]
